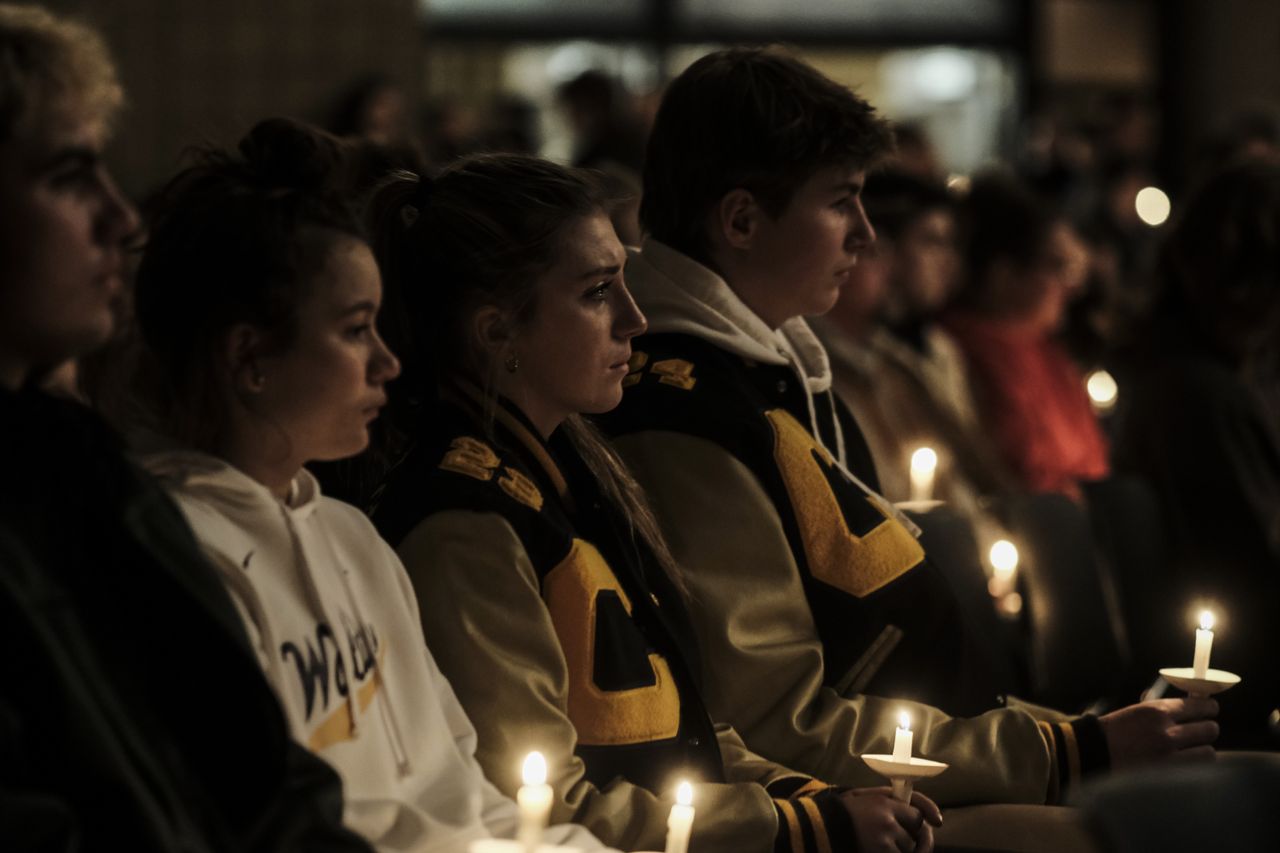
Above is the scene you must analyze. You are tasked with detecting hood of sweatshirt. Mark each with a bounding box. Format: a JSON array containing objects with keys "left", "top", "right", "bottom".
[
  {"left": 141, "top": 448, "right": 320, "bottom": 519},
  {"left": 626, "top": 239, "right": 834, "bottom": 395}
]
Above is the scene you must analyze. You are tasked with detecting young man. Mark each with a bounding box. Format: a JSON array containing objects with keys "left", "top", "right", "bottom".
[
  {"left": 0, "top": 7, "right": 368, "bottom": 849},
  {"left": 599, "top": 47, "right": 1219, "bottom": 807}
]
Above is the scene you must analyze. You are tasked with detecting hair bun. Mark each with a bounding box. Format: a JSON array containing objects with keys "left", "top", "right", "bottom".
[{"left": 238, "top": 117, "right": 346, "bottom": 192}]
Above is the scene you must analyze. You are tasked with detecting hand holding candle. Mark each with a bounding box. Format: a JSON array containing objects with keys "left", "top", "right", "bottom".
[
  {"left": 516, "top": 751, "right": 553, "bottom": 852},
  {"left": 664, "top": 781, "right": 695, "bottom": 853},
  {"left": 1192, "top": 610, "right": 1214, "bottom": 679}
]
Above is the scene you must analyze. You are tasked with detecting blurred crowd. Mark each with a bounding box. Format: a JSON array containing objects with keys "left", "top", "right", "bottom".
[{"left": 5, "top": 4, "right": 1279, "bottom": 853}]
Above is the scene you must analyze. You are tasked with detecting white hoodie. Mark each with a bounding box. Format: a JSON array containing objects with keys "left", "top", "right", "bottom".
[{"left": 142, "top": 450, "right": 612, "bottom": 853}]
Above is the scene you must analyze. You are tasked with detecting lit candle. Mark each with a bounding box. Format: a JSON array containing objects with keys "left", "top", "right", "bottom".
[
  {"left": 892, "top": 711, "right": 912, "bottom": 763},
  {"left": 1193, "top": 611, "right": 1215, "bottom": 679},
  {"left": 987, "top": 539, "right": 1019, "bottom": 597},
  {"left": 517, "top": 752, "right": 553, "bottom": 852},
  {"left": 665, "top": 781, "right": 695, "bottom": 853},
  {"left": 909, "top": 447, "right": 938, "bottom": 502},
  {"left": 1085, "top": 370, "right": 1119, "bottom": 413}
]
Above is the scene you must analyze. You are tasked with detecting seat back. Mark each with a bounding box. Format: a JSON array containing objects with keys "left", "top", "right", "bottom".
[{"left": 998, "top": 492, "right": 1128, "bottom": 711}]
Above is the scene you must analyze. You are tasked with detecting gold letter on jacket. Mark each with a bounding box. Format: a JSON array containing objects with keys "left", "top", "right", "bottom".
[
  {"left": 543, "top": 539, "right": 681, "bottom": 745},
  {"left": 766, "top": 409, "right": 924, "bottom": 597}
]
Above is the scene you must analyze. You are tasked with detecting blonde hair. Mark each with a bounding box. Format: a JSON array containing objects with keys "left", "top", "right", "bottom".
[{"left": 0, "top": 4, "right": 123, "bottom": 142}]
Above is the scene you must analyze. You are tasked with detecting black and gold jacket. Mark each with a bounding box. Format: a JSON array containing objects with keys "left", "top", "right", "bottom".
[
  {"left": 599, "top": 332, "right": 995, "bottom": 715},
  {"left": 593, "top": 241, "right": 1108, "bottom": 806},
  {"left": 372, "top": 384, "right": 858, "bottom": 853}
]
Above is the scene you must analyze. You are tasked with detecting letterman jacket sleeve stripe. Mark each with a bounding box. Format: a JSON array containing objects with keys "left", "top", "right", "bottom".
[
  {"left": 770, "top": 786, "right": 857, "bottom": 853},
  {"left": 773, "top": 799, "right": 806, "bottom": 853},
  {"left": 798, "top": 798, "right": 834, "bottom": 853},
  {"left": 1037, "top": 716, "right": 1109, "bottom": 802}
]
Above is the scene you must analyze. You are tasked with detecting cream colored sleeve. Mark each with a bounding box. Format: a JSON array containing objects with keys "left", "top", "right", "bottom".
[
  {"left": 613, "top": 430, "right": 1058, "bottom": 806},
  {"left": 396, "top": 509, "right": 779, "bottom": 853}
]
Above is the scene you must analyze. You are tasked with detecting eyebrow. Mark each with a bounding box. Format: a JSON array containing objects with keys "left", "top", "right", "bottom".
[
  {"left": 340, "top": 300, "right": 378, "bottom": 316},
  {"left": 577, "top": 260, "right": 624, "bottom": 280},
  {"left": 831, "top": 181, "right": 864, "bottom": 195}
]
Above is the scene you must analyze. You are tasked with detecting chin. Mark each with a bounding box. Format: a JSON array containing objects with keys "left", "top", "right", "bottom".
[
  {"left": 583, "top": 387, "right": 625, "bottom": 415},
  {"left": 316, "top": 431, "right": 371, "bottom": 463},
  {"left": 808, "top": 287, "right": 843, "bottom": 318}
]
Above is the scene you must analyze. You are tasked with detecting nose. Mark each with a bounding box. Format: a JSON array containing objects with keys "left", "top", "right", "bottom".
[
  {"left": 371, "top": 330, "right": 401, "bottom": 383},
  {"left": 94, "top": 168, "right": 141, "bottom": 248},
  {"left": 613, "top": 278, "right": 648, "bottom": 340},
  {"left": 847, "top": 198, "right": 876, "bottom": 251}
]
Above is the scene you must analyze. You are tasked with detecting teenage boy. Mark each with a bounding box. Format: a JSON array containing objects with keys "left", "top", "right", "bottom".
[
  {"left": 0, "top": 6, "right": 369, "bottom": 849},
  {"left": 599, "top": 47, "right": 1219, "bottom": 806}
]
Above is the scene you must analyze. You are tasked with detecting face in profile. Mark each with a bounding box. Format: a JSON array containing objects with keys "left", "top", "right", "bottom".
[
  {"left": 1022, "top": 222, "right": 1089, "bottom": 333},
  {"left": 499, "top": 210, "right": 646, "bottom": 435},
  {"left": 245, "top": 236, "right": 400, "bottom": 463},
  {"left": 895, "top": 208, "right": 959, "bottom": 316},
  {"left": 0, "top": 114, "right": 137, "bottom": 384},
  {"left": 739, "top": 164, "right": 876, "bottom": 327}
]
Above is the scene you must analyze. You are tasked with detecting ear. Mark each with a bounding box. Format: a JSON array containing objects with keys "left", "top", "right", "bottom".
[
  {"left": 714, "top": 188, "right": 761, "bottom": 251},
  {"left": 471, "top": 304, "right": 517, "bottom": 364},
  {"left": 223, "top": 323, "right": 267, "bottom": 394}
]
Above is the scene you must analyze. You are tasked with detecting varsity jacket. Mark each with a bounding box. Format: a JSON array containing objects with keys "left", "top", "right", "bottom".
[
  {"left": 0, "top": 386, "right": 369, "bottom": 852},
  {"left": 596, "top": 240, "right": 1109, "bottom": 805},
  {"left": 372, "top": 382, "right": 859, "bottom": 853},
  {"left": 143, "top": 449, "right": 611, "bottom": 853}
]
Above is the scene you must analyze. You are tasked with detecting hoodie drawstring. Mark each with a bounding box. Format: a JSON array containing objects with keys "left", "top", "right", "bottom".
[{"left": 781, "top": 349, "right": 923, "bottom": 539}]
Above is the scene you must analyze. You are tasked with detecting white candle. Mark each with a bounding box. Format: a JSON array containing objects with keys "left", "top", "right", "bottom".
[
  {"left": 909, "top": 447, "right": 938, "bottom": 502},
  {"left": 892, "top": 711, "right": 912, "bottom": 763},
  {"left": 664, "top": 781, "right": 695, "bottom": 853},
  {"left": 517, "top": 752, "right": 553, "bottom": 852},
  {"left": 1192, "top": 610, "right": 1215, "bottom": 679}
]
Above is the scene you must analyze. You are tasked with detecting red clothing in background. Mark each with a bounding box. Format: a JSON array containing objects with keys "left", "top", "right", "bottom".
[{"left": 944, "top": 311, "right": 1109, "bottom": 498}]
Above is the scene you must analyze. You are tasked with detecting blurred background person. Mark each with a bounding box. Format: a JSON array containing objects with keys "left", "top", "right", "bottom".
[
  {"left": 1112, "top": 161, "right": 1280, "bottom": 749},
  {"left": 944, "top": 172, "right": 1107, "bottom": 499}
]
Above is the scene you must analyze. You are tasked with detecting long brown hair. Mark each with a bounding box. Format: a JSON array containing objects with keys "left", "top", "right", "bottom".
[{"left": 367, "top": 153, "right": 681, "bottom": 581}]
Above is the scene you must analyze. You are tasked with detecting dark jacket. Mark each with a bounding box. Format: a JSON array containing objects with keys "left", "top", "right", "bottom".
[
  {"left": 371, "top": 382, "right": 855, "bottom": 853},
  {"left": 0, "top": 386, "right": 370, "bottom": 853}
]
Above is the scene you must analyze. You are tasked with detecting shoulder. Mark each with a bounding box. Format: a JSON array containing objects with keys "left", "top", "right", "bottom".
[
  {"left": 372, "top": 427, "right": 567, "bottom": 570},
  {"left": 599, "top": 333, "right": 771, "bottom": 442}
]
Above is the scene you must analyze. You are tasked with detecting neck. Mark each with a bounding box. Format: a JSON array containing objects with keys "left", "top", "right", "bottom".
[
  {"left": 488, "top": 374, "right": 566, "bottom": 441},
  {"left": 705, "top": 246, "right": 787, "bottom": 330},
  {"left": 217, "top": 428, "right": 302, "bottom": 501}
]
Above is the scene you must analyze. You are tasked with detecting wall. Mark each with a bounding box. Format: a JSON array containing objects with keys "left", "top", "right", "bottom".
[{"left": 44, "top": 0, "right": 422, "bottom": 196}]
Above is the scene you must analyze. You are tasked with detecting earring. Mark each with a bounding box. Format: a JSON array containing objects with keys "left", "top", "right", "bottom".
[{"left": 504, "top": 354, "right": 520, "bottom": 373}]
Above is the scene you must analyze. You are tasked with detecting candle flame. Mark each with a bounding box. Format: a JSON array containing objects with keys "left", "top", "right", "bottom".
[
  {"left": 522, "top": 751, "right": 547, "bottom": 787},
  {"left": 676, "top": 781, "right": 693, "bottom": 806},
  {"left": 910, "top": 447, "right": 938, "bottom": 476},
  {"left": 1085, "top": 370, "right": 1119, "bottom": 410},
  {"left": 1135, "top": 186, "right": 1172, "bottom": 227},
  {"left": 1199, "top": 610, "right": 1215, "bottom": 631},
  {"left": 898, "top": 711, "right": 911, "bottom": 731},
  {"left": 989, "top": 540, "right": 1019, "bottom": 576}
]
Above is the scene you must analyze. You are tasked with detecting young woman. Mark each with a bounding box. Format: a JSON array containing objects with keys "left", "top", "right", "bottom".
[
  {"left": 365, "top": 153, "right": 941, "bottom": 853},
  {"left": 942, "top": 172, "right": 1107, "bottom": 499},
  {"left": 131, "top": 118, "right": 611, "bottom": 852}
]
